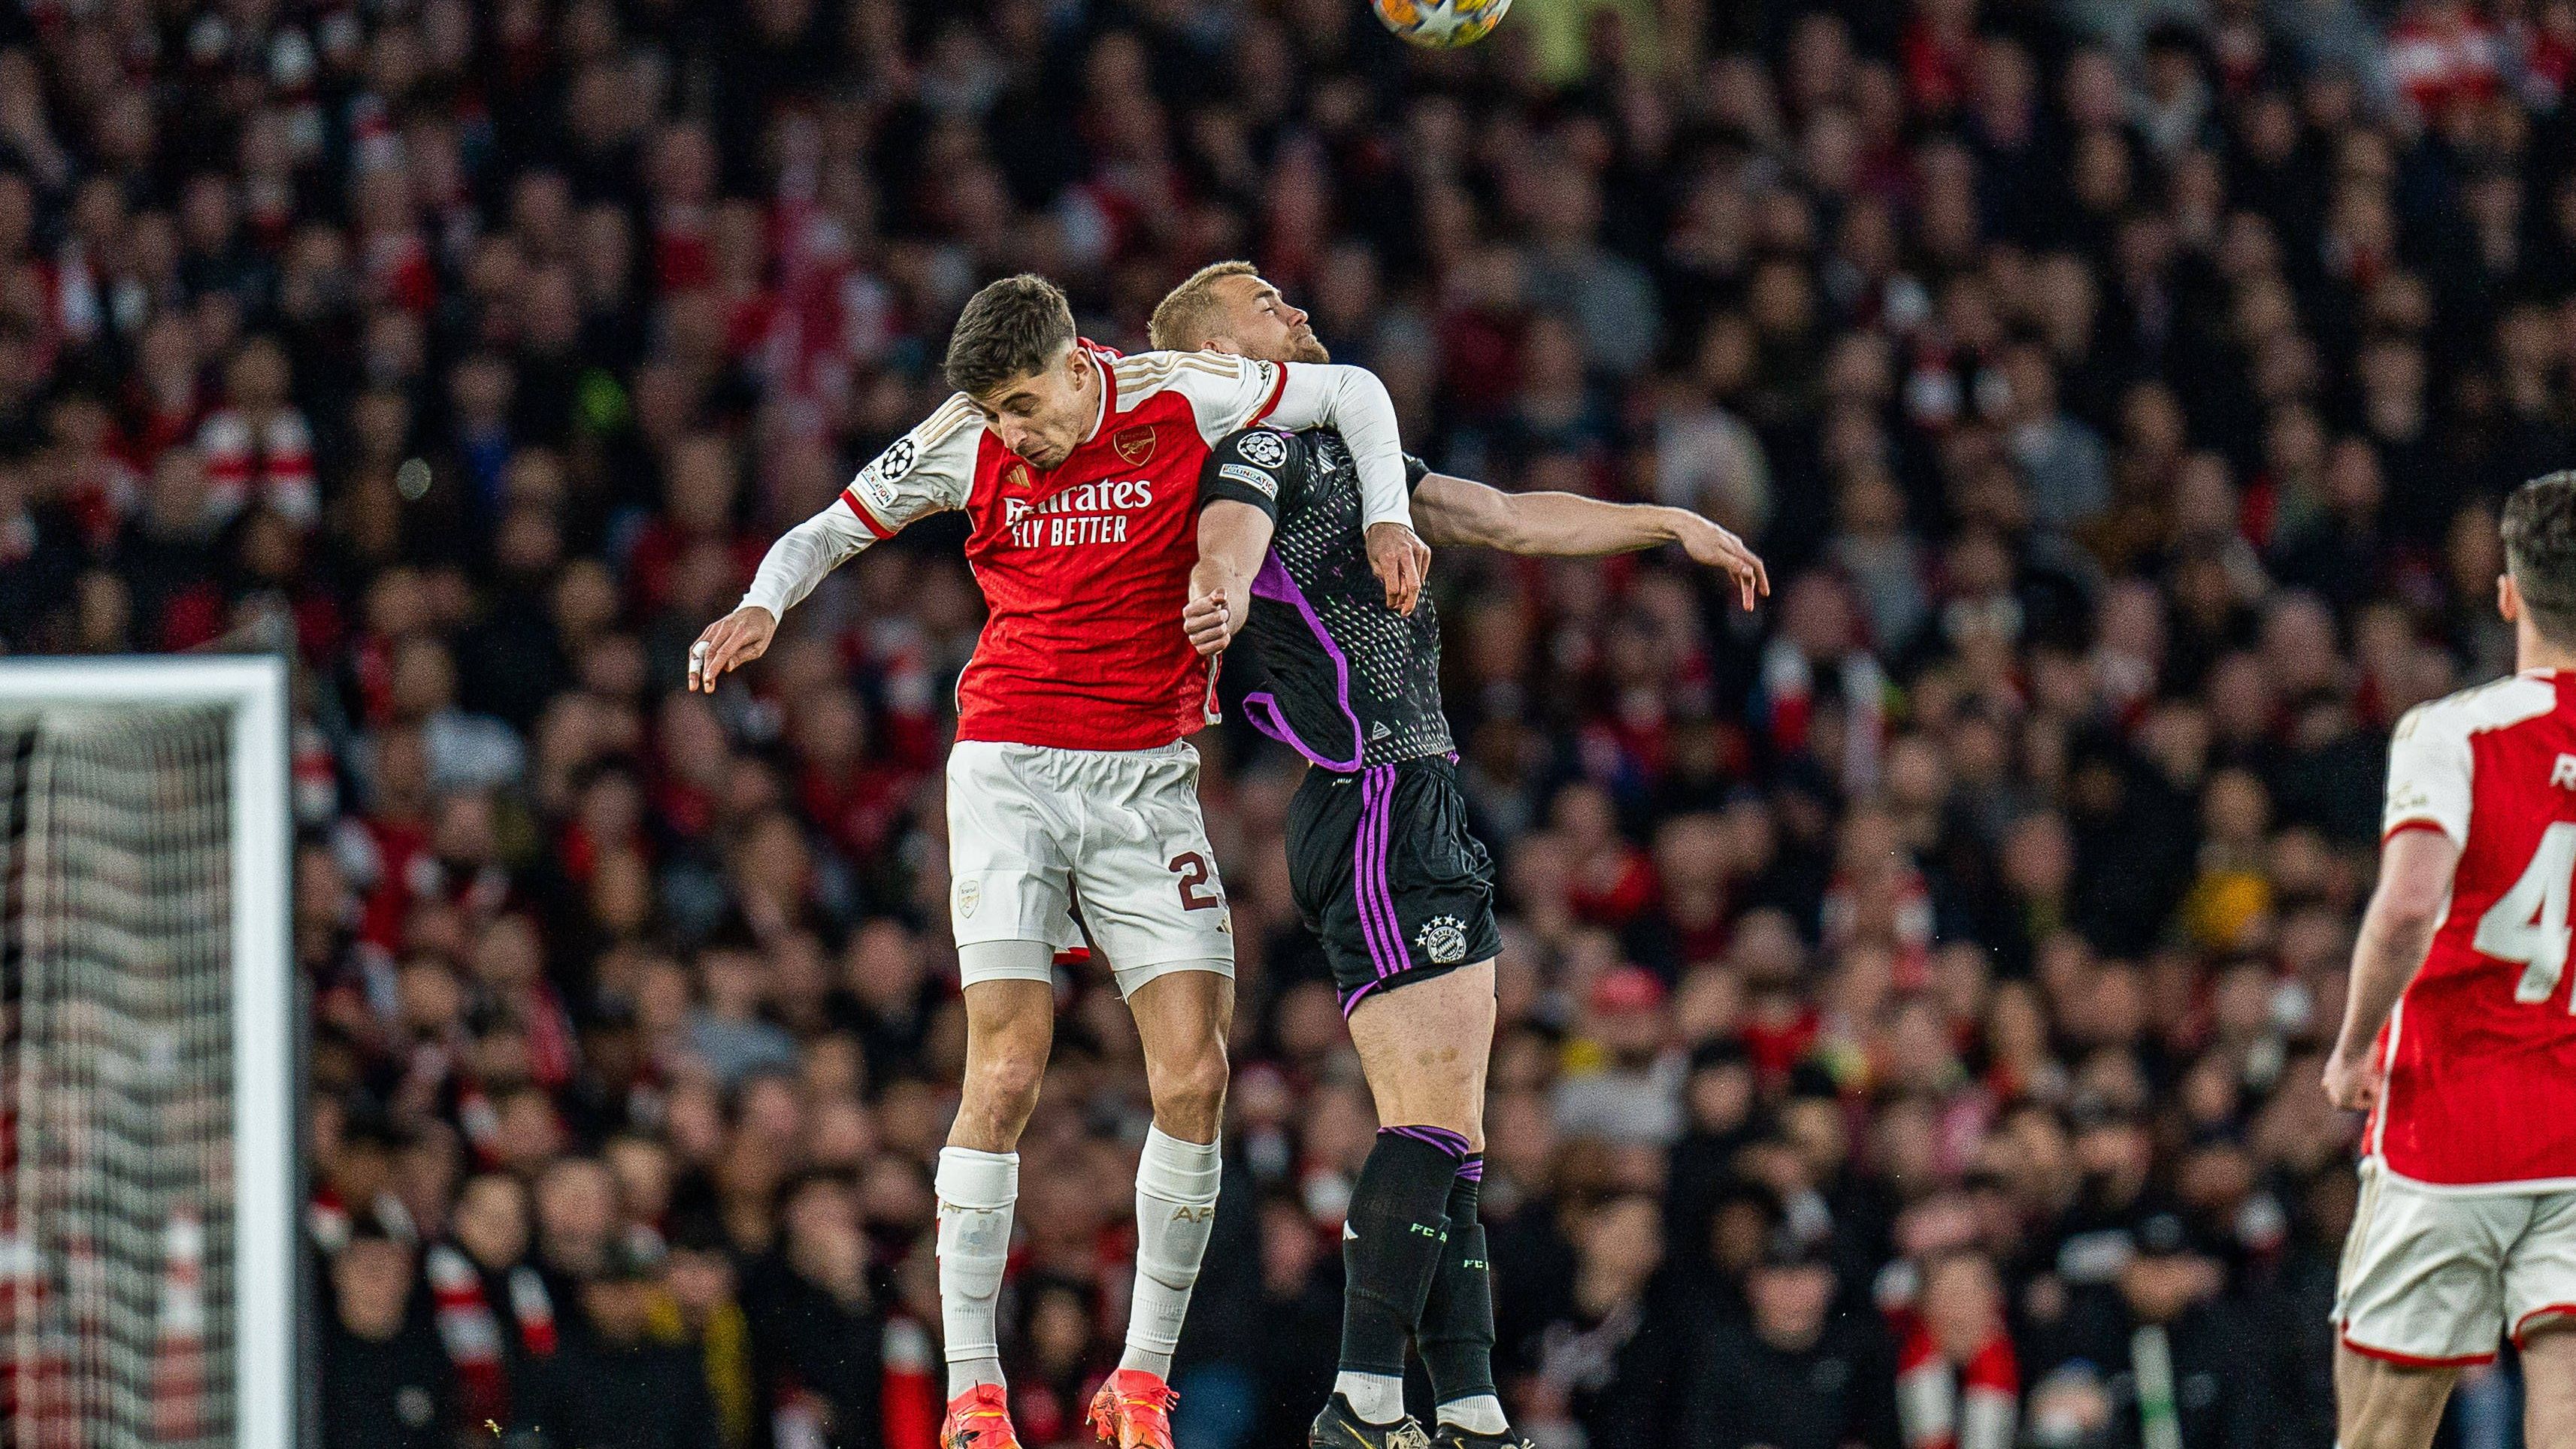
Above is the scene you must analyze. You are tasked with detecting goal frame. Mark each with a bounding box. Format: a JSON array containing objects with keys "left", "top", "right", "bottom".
[{"left": 0, "top": 655, "right": 295, "bottom": 1449}]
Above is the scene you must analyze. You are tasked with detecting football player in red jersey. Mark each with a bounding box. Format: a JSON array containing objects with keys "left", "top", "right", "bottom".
[
  {"left": 689, "top": 275, "right": 1432, "bottom": 1449},
  {"left": 2326, "top": 471, "right": 2576, "bottom": 1449}
]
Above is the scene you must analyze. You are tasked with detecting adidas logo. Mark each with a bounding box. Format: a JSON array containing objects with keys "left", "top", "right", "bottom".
[
  {"left": 1370, "top": 721, "right": 1391, "bottom": 740},
  {"left": 1343, "top": 1221, "right": 1360, "bottom": 1241}
]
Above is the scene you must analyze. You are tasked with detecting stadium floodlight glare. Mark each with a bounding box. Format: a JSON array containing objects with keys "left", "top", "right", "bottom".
[{"left": 0, "top": 656, "right": 293, "bottom": 1449}]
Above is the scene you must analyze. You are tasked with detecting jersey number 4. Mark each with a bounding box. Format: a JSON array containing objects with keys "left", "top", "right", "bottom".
[{"left": 2477, "top": 821, "right": 2576, "bottom": 1006}]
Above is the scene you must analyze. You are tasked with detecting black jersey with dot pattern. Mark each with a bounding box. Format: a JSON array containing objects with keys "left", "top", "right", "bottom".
[{"left": 1197, "top": 426, "right": 1451, "bottom": 770}]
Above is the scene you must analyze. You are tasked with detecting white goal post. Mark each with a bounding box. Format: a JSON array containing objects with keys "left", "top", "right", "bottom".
[{"left": 0, "top": 656, "right": 294, "bottom": 1449}]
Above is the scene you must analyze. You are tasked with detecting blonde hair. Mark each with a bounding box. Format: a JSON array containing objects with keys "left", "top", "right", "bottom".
[{"left": 1147, "top": 260, "right": 1260, "bottom": 352}]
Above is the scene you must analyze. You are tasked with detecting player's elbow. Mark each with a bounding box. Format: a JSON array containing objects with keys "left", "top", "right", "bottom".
[
  {"left": 1418, "top": 479, "right": 1526, "bottom": 551},
  {"left": 1476, "top": 498, "right": 1543, "bottom": 553},
  {"left": 1196, "top": 505, "right": 1270, "bottom": 574},
  {"left": 2373, "top": 889, "right": 2447, "bottom": 935},
  {"left": 2368, "top": 873, "right": 2450, "bottom": 936}
]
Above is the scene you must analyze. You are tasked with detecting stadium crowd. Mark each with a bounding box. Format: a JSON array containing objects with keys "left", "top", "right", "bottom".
[{"left": 2, "top": 0, "right": 2573, "bottom": 1444}]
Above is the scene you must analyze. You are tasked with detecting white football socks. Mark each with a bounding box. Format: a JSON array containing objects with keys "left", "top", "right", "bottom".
[
  {"left": 1120, "top": 1125, "right": 1224, "bottom": 1378},
  {"left": 1439, "top": 1395, "right": 1509, "bottom": 1435},
  {"left": 1336, "top": 1371, "right": 1407, "bottom": 1424},
  {"left": 936, "top": 1145, "right": 1019, "bottom": 1397}
]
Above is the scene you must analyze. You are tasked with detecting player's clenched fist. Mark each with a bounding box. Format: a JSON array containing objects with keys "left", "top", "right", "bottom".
[
  {"left": 2320, "top": 1041, "right": 2378, "bottom": 1113},
  {"left": 1182, "top": 587, "right": 1235, "bottom": 658},
  {"left": 1365, "top": 522, "right": 1430, "bottom": 614},
  {"left": 688, "top": 605, "right": 777, "bottom": 692}
]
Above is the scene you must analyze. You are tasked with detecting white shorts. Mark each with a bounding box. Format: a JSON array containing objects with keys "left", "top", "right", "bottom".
[
  {"left": 2335, "top": 1158, "right": 2576, "bottom": 1366},
  {"left": 944, "top": 739, "right": 1234, "bottom": 996}
]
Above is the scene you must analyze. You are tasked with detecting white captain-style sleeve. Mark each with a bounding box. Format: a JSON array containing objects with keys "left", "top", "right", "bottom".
[
  {"left": 1264, "top": 363, "right": 1415, "bottom": 534},
  {"left": 740, "top": 395, "right": 981, "bottom": 618},
  {"left": 2383, "top": 699, "right": 2475, "bottom": 845},
  {"left": 1140, "top": 350, "right": 1417, "bottom": 534}
]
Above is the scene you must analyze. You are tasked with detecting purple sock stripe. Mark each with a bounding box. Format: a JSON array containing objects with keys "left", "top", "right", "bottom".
[
  {"left": 1456, "top": 1157, "right": 1485, "bottom": 1183},
  {"left": 1381, "top": 1124, "right": 1473, "bottom": 1159},
  {"left": 1363, "top": 765, "right": 1404, "bottom": 974},
  {"left": 1352, "top": 769, "right": 1402, "bottom": 978}
]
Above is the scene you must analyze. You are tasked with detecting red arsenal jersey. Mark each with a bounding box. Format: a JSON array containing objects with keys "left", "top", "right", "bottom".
[
  {"left": 2373, "top": 669, "right": 2576, "bottom": 1189},
  {"left": 831, "top": 344, "right": 1291, "bottom": 752}
]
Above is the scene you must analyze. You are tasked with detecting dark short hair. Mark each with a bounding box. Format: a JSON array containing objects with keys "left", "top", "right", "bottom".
[
  {"left": 944, "top": 274, "right": 1076, "bottom": 397},
  {"left": 2504, "top": 470, "right": 2576, "bottom": 644}
]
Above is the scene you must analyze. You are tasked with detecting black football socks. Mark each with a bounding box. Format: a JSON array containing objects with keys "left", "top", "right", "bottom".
[
  {"left": 1418, "top": 1154, "right": 1499, "bottom": 1417},
  {"left": 1339, "top": 1126, "right": 1469, "bottom": 1406}
]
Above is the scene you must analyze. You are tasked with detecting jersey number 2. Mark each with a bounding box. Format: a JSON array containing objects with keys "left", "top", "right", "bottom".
[
  {"left": 2477, "top": 821, "right": 2576, "bottom": 1006},
  {"left": 1169, "top": 852, "right": 1218, "bottom": 911}
]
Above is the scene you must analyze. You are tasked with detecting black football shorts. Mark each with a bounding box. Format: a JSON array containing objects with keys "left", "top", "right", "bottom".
[{"left": 1285, "top": 754, "right": 1502, "bottom": 1015}]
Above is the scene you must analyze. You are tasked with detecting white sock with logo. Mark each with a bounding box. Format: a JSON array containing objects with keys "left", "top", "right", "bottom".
[
  {"left": 1120, "top": 1125, "right": 1224, "bottom": 1378},
  {"left": 937, "top": 1146, "right": 1019, "bottom": 1397}
]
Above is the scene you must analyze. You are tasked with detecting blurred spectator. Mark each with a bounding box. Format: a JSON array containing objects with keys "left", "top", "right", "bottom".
[
  {"left": 2, "top": 0, "right": 2562, "bottom": 1442},
  {"left": 320, "top": 1218, "right": 456, "bottom": 1449}
]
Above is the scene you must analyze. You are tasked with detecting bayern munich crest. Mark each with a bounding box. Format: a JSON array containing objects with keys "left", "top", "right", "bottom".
[{"left": 1416, "top": 915, "right": 1467, "bottom": 964}]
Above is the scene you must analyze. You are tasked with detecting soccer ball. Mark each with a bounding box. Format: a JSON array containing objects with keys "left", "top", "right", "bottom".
[{"left": 1370, "top": 0, "right": 1510, "bottom": 47}]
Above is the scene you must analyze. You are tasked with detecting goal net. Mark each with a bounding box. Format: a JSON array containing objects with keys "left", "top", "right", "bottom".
[{"left": 0, "top": 659, "right": 294, "bottom": 1449}]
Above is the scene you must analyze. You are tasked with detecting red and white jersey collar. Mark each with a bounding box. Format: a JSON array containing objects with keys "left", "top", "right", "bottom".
[{"left": 1079, "top": 338, "right": 1121, "bottom": 443}]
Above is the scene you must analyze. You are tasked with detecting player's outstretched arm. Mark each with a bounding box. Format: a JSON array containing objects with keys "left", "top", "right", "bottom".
[
  {"left": 688, "top": 504, "right": 872, "bottom": 691},
  {"left": 1186, "top": 501, "right": 1275, "bottom": 657},
  {"left": 1411, "top": 473, "right": 1771, "bottom": 611},
  {"left": 690, "top": 400, "right": 977, "bottom": 691},
  {"left": 692, "top": 498, "right": 861, "bottom": 691},
  {"left": 2323, "top": 825, "right": 2461, "bottom": 1112}
]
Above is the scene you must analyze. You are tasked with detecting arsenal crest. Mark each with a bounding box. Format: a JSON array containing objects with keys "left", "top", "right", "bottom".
[{"left": 1113, "top": 425, "right": 1157, "bottom": 466}]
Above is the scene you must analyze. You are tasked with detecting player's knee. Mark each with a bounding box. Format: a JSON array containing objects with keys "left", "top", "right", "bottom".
[
  {"left": 970, "top": 1043, "right": 1049, "bottom": 1118},
  {"left": 1148, "top": 1035, "right": 1230, "bottom": 1128}
]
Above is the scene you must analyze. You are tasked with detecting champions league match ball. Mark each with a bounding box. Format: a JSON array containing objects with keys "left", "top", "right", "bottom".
[{"left": 1370, "top": 0, "right": 1511, "bottom": 47}]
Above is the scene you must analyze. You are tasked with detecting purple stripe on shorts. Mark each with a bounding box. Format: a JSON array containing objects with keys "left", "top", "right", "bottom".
[
  {"left": 1457, "top": 1155, "right": 1485, "bottom": 1183},
  {"left": 1351, "top": 769, "right": 1403, "bottom": 979},
  {"left": 1339, "top": 978, "right": 1382, "bottom": 1018},
  {"left": 1381, "top": 1124, "right": 1473, "bottom": 1160},
  {"left": 1362, "top": 764, "right": 1406, "bottom": 973}
]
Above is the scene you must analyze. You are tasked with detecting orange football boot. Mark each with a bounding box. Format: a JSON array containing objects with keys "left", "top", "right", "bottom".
[
  {"left": 1087, "top": 1367, "right": 1180, "bottom": 1449},
  {"left": 941, "top": 1384, "right": 1025, "bottom": 1449}
]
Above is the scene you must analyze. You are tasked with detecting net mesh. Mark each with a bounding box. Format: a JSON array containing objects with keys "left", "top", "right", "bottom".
[{"left": 3, "top": 705, "right": 235, "bottom": 1449}]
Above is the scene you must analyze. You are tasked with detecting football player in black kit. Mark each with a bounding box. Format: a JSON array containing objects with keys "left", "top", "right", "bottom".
[{"left": 1149, "top": 263, "right": 1769, "bottom": 1449}]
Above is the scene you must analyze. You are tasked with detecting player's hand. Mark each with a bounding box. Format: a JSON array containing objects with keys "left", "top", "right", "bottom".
[
  {"left": 2321, "top": 1041, "right": 2380, "bottom": 1114},
  {"left": 1367, "top": 522, "right": 1430, "bottom": 614},
  {"left": 689, "top": 606, "right": 777, "bottom": 692},
  {"left": 1183, "top": 587, "right": 1234, "bottom": 657},
  {"left": 1673, "top": 511, "right": 1770, "bottom": 613}
]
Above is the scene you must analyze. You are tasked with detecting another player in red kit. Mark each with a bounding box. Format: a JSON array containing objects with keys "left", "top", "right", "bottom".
[
  {"left": 2326, "top": 471, "right": 2576, "bottom": 1449},
  {"left": 687, "top": 275, "right": 1428, "bottom": 1449}
]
